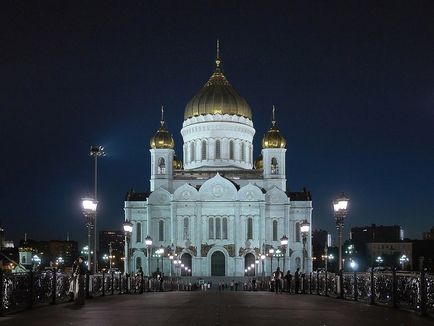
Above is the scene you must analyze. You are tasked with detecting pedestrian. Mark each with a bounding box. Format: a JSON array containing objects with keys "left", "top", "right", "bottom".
[
  {"left": 230, "top": 280, "right": 234, "bottom": 291},
  {"left": 74, "top": 256, "right": 86, "bottom": 305},
  {"left": 284, "top": 270, "right": 292, "bottom": 294},
  {"left": 68, "top": 259, "right": 78, "bottom": 301},
  {"left": 295, "top": 268, "right": 300, "bottom": 294},
  {"left": 273, "top": 267, "right": 283, "bottom": 294},
  {"left": 252, "top": 278, "right": 256, "bottom": 291}
]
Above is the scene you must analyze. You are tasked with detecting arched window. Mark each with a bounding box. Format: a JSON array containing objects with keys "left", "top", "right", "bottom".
[
  {"left": 209, "top": 217, "right": 214, "bottom": 239},
  {"left": 136, "top": 222, "right": 142, "bottom": 243},
  {"left": 271, "top": 157, "right": 279, "bottom": 174},
  {"left": 136, "top": 257, "right": 142, "bottom": 270},
  {"left": 222, "top": 217, "right": 228, "bottom": 239},
  {"left": 295, "top": 222, "right": 301, "bottom": 242},
  {"left": 272, "top": 220, "right": 278, "bottom": 241},
  {"left": 245, "top": 253, "right": 256, "bottom": 276},
  {"left": 247, "top": 217, "right": 253, "bottom": 239},
  {"left": 295, "top": 257, "right": 301, "bottom": 269},
  {"left": 159, "top": 220, "right": 164, "bottom": 241},
  {"left": 215, "top": 140, "right": 221, "bottom": 159},
  {"left": 190, "top": 142, "right": 195, "bottom": 162},
  {"left": 183, "top": 217, "right": 189, "bottom": 240},
  {"left": 201, "top": 140, "right": 207, "bottom": 160},
  {"left": 229, "top": 140, "right": 234, "bottom": 160},
  {"left": 158, "top": 157, "right": 166, "bottom": 174},
  {"left": 216, "top": 217, "right": 221, "bottom": 239},
  {"left": 22, "top": 256, "right": 26, "bottom": 264}
]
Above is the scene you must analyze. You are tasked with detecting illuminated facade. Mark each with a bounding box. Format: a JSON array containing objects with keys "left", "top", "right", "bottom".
[{"left": 124, "top": 46, "right": 313, "bottom": 277}]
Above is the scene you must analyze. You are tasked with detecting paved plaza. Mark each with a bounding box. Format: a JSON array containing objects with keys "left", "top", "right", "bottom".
[{"left": 0, "top": 291, "right": 432, "bottom": 326}]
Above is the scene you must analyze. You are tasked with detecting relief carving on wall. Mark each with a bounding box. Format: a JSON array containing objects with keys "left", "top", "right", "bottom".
[
  {"left": 188, "top": 246, "right": 197, "bottom": 257},
  {"left": 224, "top": 244, "right": 235, "bottom": 257},
  {"left": 175, "top": 246, "right": 184, "bottom": 255},
  {"left": 201, "top": 243, "right": 214, "bottom": 256},
  {"left": 254, "top": 247, "right": 260, "bottom": 256},
  {"left": 239, "top": 247, "right": 246, "bottom": 257}
]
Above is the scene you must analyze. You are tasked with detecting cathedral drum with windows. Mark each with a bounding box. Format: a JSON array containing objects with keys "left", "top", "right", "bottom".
[{"left": 124, "top": 46, "right": 313, "bottom": 277}]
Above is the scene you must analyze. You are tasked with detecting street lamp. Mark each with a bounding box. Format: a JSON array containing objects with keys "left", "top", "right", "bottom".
[
  {"left": 333, "top": 193, "right": 349, "bottom": 272},
  {"left": 82, "top": 197, "right": 97, "bottom": 272},
  {"left": 269, "top": 247, "right": 275, "bottom": 275},
  {"left": 89, "top": 145, "right": 105, "bottom": 273},
  {"left": 145, "top": 236, "right": 153, "bottom": 276},
  {"left": 376, "top": 256, "right": 383, "bottom": 267},
  {"left": 300, "top": 220, "right": 310, "bottom": 273},
  {"left": 123, "top": 221, "right": 133, "bottom": 274},
  {"left": 349, "top": 259, "right": 358, "bottom": 271},
  {"left": 280, "top": 235, "right": 288, "bottom": 273},
  {"left": 260, "top": 254, "right": 266, "bottom": 279},
  {"left": 275, "top": 249, "right": 283, "bottom": 269},
  {"left": 399, "top": 254, "right": 409, "bottom": 270}
]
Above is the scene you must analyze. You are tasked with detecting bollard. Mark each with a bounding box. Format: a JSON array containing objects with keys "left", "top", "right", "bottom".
[
  {"left": 51, "top": 268, "right": 57, "bottom": 305},
  {"left": 392, "top": 268, "right": 397, "bottom": 308},
  {"left": 111, "top": 272, "right": 115, "bottom": 295},
  {"left": 370, "top": 268, "right": 375, "bottom": 305},
  {"left": 419, "top": 268, "right": 427, "bottom": 316},
  {"left": 353, "top": 271, "right": 358, "bottom": 301},
  {"left": 102, "top": 271, "right": 106, "bottom": 296}
]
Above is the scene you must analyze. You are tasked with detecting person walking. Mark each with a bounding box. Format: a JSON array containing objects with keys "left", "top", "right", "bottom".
[
  {"left": 294, "top": 268, "right": 300, "bottom": 294},
  {"left": 273, "top": 267, "right": 283, "bottom": 294},
  {"left": 74, "top": 256, "right": 87, "bottom": 305},
  {"left": 284, "top": 270, "right": 292, "bottom": 294}
]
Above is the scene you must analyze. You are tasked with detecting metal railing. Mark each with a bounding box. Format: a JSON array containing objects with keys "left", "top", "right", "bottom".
[{"left": 1, "top": 268, "right": 432, "bottom": 316}]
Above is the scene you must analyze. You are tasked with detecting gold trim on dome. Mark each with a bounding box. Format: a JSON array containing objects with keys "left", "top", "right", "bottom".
[
  {"left": 150, "top": 106, "right": 175, "bottom": 149},
  {"left": 184, "top": 41, "right": 252, "bottom": 120},
  {"left": 254, "top": 153, "right": 263, "bottom": 170},
  {"left": 262, "top": 106, "right": 286, "bottom": 149}
]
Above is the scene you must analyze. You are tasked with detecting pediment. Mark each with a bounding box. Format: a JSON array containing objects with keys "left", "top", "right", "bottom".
[
  {"left": 148, "top": 187, "right": 172, "bottom": 204},
  {"left": 238, "top": 183, "right": 264, "bottom": 201},
  {"left": 265, "top": 186, "right": 289, "bottom": 204},
  {"left": 173, "top": 183, "right": 199, "bottom": 201},
  {"left": 199, "top": 173, "right": 237, "bottom": 201}
]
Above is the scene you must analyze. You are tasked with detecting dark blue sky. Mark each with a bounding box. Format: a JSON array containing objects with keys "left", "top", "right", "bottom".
[{"left": 2, "top": 1, "right": 433, "bottom": 246}]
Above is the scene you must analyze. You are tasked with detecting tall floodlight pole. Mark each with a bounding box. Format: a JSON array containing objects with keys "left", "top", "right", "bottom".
[
  {"left": 82, "top": 198, "right": 97, "bottom": 271},
  {"left": 300, "top": 220, "right": 310, "bottom": 273},
  {"left": 90, "top": 145, "right": 105, "bottom": 273}
]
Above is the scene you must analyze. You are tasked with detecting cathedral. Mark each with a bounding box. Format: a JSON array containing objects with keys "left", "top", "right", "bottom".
[{"left": 124, "top": 45, "right": 313, "bottom": 278}]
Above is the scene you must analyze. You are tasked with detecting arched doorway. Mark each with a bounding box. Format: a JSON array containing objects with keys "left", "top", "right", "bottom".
[
  {"left": 181, "top": 253, "right": 192, "bottom": 276},
  {"left": 244, "top": 253, "right": 256, "bottom": 276},
  {"left": 211, "top": 251, "right": 225, "bottom": 276}
]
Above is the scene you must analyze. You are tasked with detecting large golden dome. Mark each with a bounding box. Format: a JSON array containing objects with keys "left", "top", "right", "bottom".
[
  {"left": 150, "top": 107, "right": 175, "bottom": 149},
  {"left": 184, "top": 43, "right": 252, "bottom": 120},
  {"left": 262, "top": 106, "right": 286, "bottom": 149}
]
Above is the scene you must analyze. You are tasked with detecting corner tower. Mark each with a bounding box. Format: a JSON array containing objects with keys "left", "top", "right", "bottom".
[
  {"left": 181, "top": 41, "right": 255, "bottom": 170},
  {"left": 261, "top": 106, "right": 287, "bottom": 190},
  {"left": 149, "top": 107, "right": 175, "bottom": 191}
]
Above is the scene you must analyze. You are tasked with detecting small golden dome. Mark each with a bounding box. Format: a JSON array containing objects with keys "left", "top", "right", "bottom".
[
  {"left": 262, "top": 106, "right": 286, "bottom": 149},
  {"left": 184, "top": 41, "right": 252, "bottom": 120},
  {"left": 173, "top": 154, "right": 183, "bottom": 170},
  {"left": 150, "top": 107, "right": 175, "bottom": 149},
  {"left": 254, "top": 153, "right": 263, "bottom": 170}
]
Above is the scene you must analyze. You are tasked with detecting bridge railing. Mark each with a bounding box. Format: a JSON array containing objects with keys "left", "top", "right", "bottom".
[{"left": 301, "top": 269, "right": 433, "bottom": 316}]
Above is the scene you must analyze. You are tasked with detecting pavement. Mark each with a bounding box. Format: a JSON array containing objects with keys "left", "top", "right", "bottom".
[{"left": 0, "top": 291, "right": 432, "bottom": 326}]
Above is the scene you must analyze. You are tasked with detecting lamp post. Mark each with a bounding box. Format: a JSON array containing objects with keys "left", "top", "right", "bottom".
[
  {"left": 82, "top": 197, "right": 97, "bottom": 272},
  {"left": 399, "top": 254, "right": 409, "bottom": 270},
  {"left": 333, "top": 193, "right": 349, "bottom": 273},
  {"left": 261, "top": 254, "right": 266, "bottom": 279},
  {"left": 275, "top": 249, "right": 283, "bottom": 269},
  {"left": 269, "top": 247, "right": 274, "bottom": 275},
  {"left": 300, "top": 220, "right": 310, "bottom": 273},
  {"left": 280, "top": 235, "right": 288, "bottom": 273},
  {"left": 145, "top": 236, "right": 153, "bottom": 276},
  {"left": 255, "top": 259, "right": 259, "bottom": 277},
  {"left": 89, "top": 145, "right": 105, "bottom": 273},
  {"left": 123, "top": 221, "right": 133, "bottom": 274},
  {"left": 376, "top": 256, "right": 383, "bottom": 267}
]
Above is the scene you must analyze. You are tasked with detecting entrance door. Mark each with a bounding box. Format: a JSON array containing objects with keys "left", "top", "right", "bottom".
[{"left": 211, "top": 251, "right": 225, "bottom": 276}]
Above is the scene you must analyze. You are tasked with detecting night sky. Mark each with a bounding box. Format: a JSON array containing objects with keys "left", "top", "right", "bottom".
[{"left": 2, "top": 1, "right": 434, "bottom": 246}]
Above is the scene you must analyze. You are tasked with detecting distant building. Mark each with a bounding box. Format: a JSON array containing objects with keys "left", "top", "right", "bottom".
[
  {"left": 366, "top": 242, "right": 412, "bottom": 270},
  {"left": 99, "top": 231, "right": 125, "bottom": 271},
  {"left": 422, "top": 227, "right": 434, "bottom": 240},
  {"left": 412, "top": 240, "right": 434, "bottom": 272}
]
